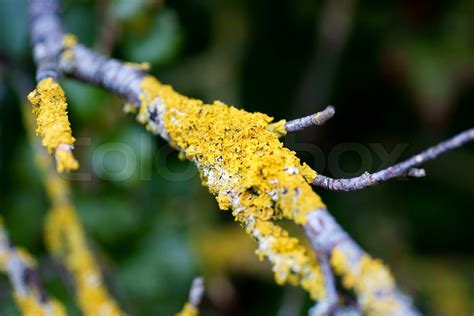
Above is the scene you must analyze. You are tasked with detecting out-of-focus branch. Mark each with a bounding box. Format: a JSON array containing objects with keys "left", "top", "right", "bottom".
[
  {"left": 295, "top": 0, "right": 356, "bottom": 116},
  {"left": 313, "top": 128, "right": 474, "bottom": 191},
  {"left": 304, "top": 209, "right": 419, "bottom": 316},
  {"left": 176, "top": 277, "right": 205, "bottom": 316},
  {"left": 19, "top": 90, "right": 124, "bottom": 315},
  {"left": 309, "top": 253, "right": 340, "bottom": 316},
  {"left": 0, "top": 217, "right": 66, "bottom": 315}
]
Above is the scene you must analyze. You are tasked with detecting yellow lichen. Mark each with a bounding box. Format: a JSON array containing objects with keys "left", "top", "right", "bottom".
[
  {"left": 126, "top": 61, "right": 151, "bottom": 71},
  {"left": 55, "top": 146, "right": 79, "bottom": 173},
  {"left": 176, "top": 302, "right": 198, "bottom": 316},
  {"left": 27, "top": 77, "right": 78, "bottom": 173},
  {"left": 268, "top": 119, "right": 287, "bottom": 138},
  {"left": 139, "top": 76, "right": 325, "bottom": 224},
  {"left": 14, "top": 295, "right": 66, "bottom": 316},
  {"left": 21, "top": 102, "right": 123, "bottom": 316},
  {"left": 63, "top": 33, "right": 77, "bottom": 48},
  {"left": 45, "top": 203, "right": 123, "bottom": 316},
  {"left": 138, "top": 76, "right": 326, "bottom": 299},
  {"left": 330, "top": 248, "right": 402, "bottom": 316},
  {"left": 1, "top": 218, "right": 66, "bottom": 316},
  {"left": 247, "top": 217, "right": 324, "bottom": 299}
]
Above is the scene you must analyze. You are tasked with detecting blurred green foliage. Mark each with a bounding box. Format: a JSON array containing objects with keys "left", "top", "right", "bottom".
[{"left": 0, "top": 0, "right": 473, "bottom": 315}]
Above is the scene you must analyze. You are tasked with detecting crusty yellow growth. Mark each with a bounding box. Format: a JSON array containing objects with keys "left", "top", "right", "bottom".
[
  {"left": 0, "top": 218, "right": 66, "bottom": 316},
  {"left": 55, "top": 147, "right": 79, "bottom": 173},
  {"left": 126, "top": 61, "right": 151, "bottom": 71},
  {"left": 176, "top": 302, "right": 199, "bottom": 316},
  {"left": 21, "top": 102, "right": 122, "bottom": 315},
  {"left": 139, "top": 76, "right": 324, "bottom": 224},
  {"left": 14, "top": 295, "right": 66, "bottom": 316},
  {"left": 268, "top": 119, "right": 287, "bottom": 138},
  {"left": 331, "top": 248, "right": 401, "bottom": 316},
  {"left": 27, "top": 77, "right": 78, "bottom": 173},
  {"left": 246, "top": 216, "right": 324, "bottom": 299},
  {"left": 63, "top": 33, "right": 77, "bottom": 48},
  {"left": 45, "top": 203, "right": 123, "bottom": 316},
  {"left": 62, "top": 33, "right": 77, "bottom": 62},
  {"left": 139, "top": 76, "right": 326, "bottom": 299}
]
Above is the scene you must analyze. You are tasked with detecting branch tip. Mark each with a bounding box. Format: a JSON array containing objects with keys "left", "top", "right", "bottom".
[{"left": 286, "top": 105, "right": 336, "bottom": 133}]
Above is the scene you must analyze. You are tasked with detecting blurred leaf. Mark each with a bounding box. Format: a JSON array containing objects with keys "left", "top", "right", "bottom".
[
  {"left": 63, "top": 4, "right": 97, "bottom": 46},
  {"left": 0, "top": 0, "right": 28, "bottom": 59},
  {"left": 62, "top": 80, "right": 108, "bottom": 121},
  {"left": 112, "top": 0, "right": 149, "bottom": 20},
  {"left": 124, "top": 9, "right": 183, "bottom": 66}
]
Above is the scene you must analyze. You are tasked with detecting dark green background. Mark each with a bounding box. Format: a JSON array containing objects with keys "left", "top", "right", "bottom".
[{"left": 0, "top": 0, "right": 473, "bottom": 315}]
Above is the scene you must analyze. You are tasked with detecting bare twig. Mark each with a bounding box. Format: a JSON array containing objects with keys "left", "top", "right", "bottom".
[
  {"left": 313, "top": 128, "right": 474, "bottom": 191},
  {"left": 188, "top": 277, "right": 205, "bottom": 308},
  {"left": 286, "top": 105, "right": 336, "bottom": 132},
  {"left": 309, "top": 253, "right": 339, "bottom": 316},
  {"left": 28, "top": 0, "right": 65, "bottom": 82},
  {"left": 0, "top": 219, "right": 52, "bottom": 307}
]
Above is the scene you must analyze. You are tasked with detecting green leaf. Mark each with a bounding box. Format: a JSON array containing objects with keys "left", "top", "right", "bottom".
[{"left": 124, "top": 9, "right": 183, "bottom": 66}]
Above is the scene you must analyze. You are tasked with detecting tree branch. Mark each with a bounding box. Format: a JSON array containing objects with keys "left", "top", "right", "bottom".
[
  {"left": 286, "top": 105, "right": 336, "bottom": 133},
  {"left": 24, "top": 1, "right": 449, "bottom": 315},
  {"left": 28, "top": 0, "right": 65, "bottom": 82},
  {"left": 177, "top": 277, "right": 205, "bottom": 316},
  {"left": 313, "top": 128, "right": 474, "bottom": 191},
  {"left": 0, "top": 217, "right": 65, "bottom": 314},
  {"left": 304, "top": 209, "right": 419, "bottom": 316}
]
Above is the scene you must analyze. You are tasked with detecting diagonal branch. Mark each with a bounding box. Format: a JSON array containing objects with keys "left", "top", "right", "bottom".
[
  {"left": 304, "top": 209, "right": 419, "bottom": 316},
  {"left": 313, "top": 128, "right": 474, "bottom": 191}
]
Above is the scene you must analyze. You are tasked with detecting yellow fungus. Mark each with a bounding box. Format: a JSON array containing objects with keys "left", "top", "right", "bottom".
[
  {"left": 176, "top": 302, "right": 198, "bottom": 316},
  {"left": 138, "top": 76, "right": 326, "bottom": 299},
  {"left": 27, "top": 77, "right": 78, "bottom": 173}
]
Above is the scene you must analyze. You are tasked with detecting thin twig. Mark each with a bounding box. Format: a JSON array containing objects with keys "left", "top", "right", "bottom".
[
  {"left": 313, "top": 128, "right": 474, "bottom": 191},
  {"left": 0, "top": 220, "right": 48, "bottom": 303},
  {"left": 309, "top": 253, "right": 339, "bottom": 316},
  {"left": 188, "top": 277, "right": 205, "bottom": 308},
  {"left": 286, "top": 106, "right": 336, "bottom": 132}
]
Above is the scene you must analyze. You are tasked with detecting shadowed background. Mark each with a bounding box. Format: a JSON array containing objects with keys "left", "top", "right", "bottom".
[{"left": 0, "top": 0, "right": 473, "bottom": 315}]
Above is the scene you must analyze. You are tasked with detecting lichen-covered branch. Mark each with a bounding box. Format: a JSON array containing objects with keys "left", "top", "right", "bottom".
[
  {"left": 313, "top": 128, "right": 474, "bottom": 191},
  {"left": 176, "top": 277, "right": 205, "bottom": 316},
  {"left": 0, "top": 217, "right": 66, "bottom": 316},
  {"left": 28, "top": 0, "right": 79, "bottom": 173},
  {"left": 21, "top": 102, "right": 124, "bottom": 316},
  {"left": 304, "top": 209, "right": 419, "bottom": 316},
  {"left": 28, "top": 0, "right": 422, "bottom": 314}
]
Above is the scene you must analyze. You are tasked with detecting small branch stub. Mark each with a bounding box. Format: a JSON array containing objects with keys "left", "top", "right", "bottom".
[{"left": 286, "top": 105, "right": 336, "bottom": 133}]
